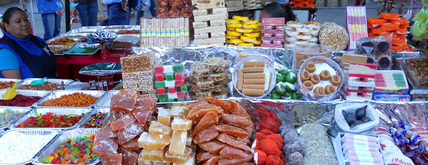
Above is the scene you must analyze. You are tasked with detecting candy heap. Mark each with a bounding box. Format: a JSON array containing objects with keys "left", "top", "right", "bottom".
[
  {"left": 93, "top": 90, "right": 155, "bottom": 164},
  {"left": 121, "top": 53, "right": 156, "bottom": 99},
  {"left": 187, "top": 97, "right": 254, "bottom": 164},
  {"left": 0, "top": 108, "right": 22, "bottom": 126},
  {"left": 154, "top": 64, "right": 188, "bottom": 102},
  {"left": 0, "top": 94, "right": 41, "bottom": 106},
  {"left": 82, "top": 112, "right": 107, "bottom": 128},
  {"left": 367, "top": 13, "right": 413, "bottom": 52},
  {"left": 193, "top": 8, "right": 227, "bottom": 46},
  {"left": 261, "top": 18, "right": 285, "bottom": 48},
  {"left": 188, "top": 57, "right": 231, "bottom": 100},
  {"left": 284, "top": 21, "right": 320, "bottom": 49},
  {"left": 288, "top": 0, "right": 315, "bottom": 8},
  {"left": 42, "top": 93, "right": 98, "bottom": 107},
  {"left": 41, "top": 135, "right": 100, "bottom": 164},
  {"left": 346, "top": 63, "right": 377, "bottom": 101},
  {"left": 137, "top": 106, "right": 195, "bottom": 164},
  {"left": 17, "top": 112, "right": 84, "bottom": 128},
  {"left": 226, "top": 16, "right": 261, "bottom": 47}
]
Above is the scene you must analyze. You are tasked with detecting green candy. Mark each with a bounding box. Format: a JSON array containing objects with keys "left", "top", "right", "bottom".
[
  {"left": 284, "top": 82, "right": 295, "bottom": 93},
  {"left": 291, "top": 92, "right": 298, "bottom": 99},
  {"left": 274, "top": 82, "right": 286, "bottom": 95},
  {"left": 271, "top": 92, "right": 281, "bottom": 99},
  {"left": 286, "top": 71, "right": 297, "bottom": 83},
  {"left": 276, "top": 73, "right": 285, "bottom": 82},
  {"left": 283, "top": 92, "right": 292, "bottom": 99},
  {"left": 279, "top": 69, "right": 288, "bottom": 76}
]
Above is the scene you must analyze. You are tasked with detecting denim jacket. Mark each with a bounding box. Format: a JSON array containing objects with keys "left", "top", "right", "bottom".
[{"left": 35, "top": 0, "right": 62, "bottom": 14}]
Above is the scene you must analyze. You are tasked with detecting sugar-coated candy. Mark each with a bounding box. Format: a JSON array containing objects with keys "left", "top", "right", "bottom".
[
  {"left": 175, "top": 73, "right": 183, "bottom": 81},
  {"left": 168, "top": 93, "right": 178, "bottom": 99},
  {"left": 149, "top": 121, "right": 172, "bottom": 135},
  {"left": 288, "top": 152, "right": 304, "bottom": 165},
  {"left": 138, "top": 132, "right": 171, "bottom": 150},
  {"left": 166, "top": 74, "right": 174, "bottom": 81},
  {"left": 82, "top": 112, "right": 106, "bottom": 128},
  {"left": 168, "top": 87, "right": 176, "bottom": 93},
  {"left": 154, "top": 66, "right": 164, "bottom": 74},
  {"left": 139, "top": 148, "right": 167, "bottom": 161},
  {"left": 156, "top": 81, "right": 166, "bottom": 88},
  {"left": 180, "top": 86, "right": 187, "bottom": 92},
  {"left": 175, "top": 80, "right": 185, "bottom": 87},
  {"left": 168, "top": 131, "right": 187, "bottom": 156},
  {"left": 177, "top": 92, "right": 187, "bottom": 99},
  {"left": 283, "top": 131, "right": 302, "bottom": 145},
  {"left": 284, "top": 140, "right": 305, "bottom": 156},
  {"left": 165, "top": 80, "right": 175, "bottom": 87},
  {"left": 157, "top": 88, "right": 166, "bottom": 95},
  {"left": 17, "top": 112, "right": 84, "bottom": 128},
  {"left": 171, "top": 118, "right": 192, "bottom": 131},
  {"left": 156, "top": 74, "right": 164, "bottom": 81},
  {"left": 0, "top": 108, "right": 22, "bottom": 126},
  {"left": 158, "top": 108, "right": 171, "bottom": 126},
  {"left": 173, "top": 65, "right": 184, "bottom": 73},
  {"left": 157, "top": 94, "right": 168, "bottom": 100}
]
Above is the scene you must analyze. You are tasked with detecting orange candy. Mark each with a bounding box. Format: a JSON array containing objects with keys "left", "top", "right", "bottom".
[
  {"left": 380, "top": 13, "right": 400, "bottom": 19},
  {"left": 391, "top": 45, "right": 403, "bottom": 52},
  {"left": 380, "top": 23, "right": 400, "bottom": 31},
  {"left": 371, "top": 28, "right": 386, "bottom": 34},
  {"left": 367, "top": 17, "right": 387, "bottom": 25},
  {"left": 392, "top": 39, "right": 406, "bottom": 46}
]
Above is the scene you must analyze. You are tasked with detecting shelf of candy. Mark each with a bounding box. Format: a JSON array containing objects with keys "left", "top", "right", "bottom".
[
  {"left": 188, "top": 57, "right": 231, "bottom": 100},
  {"left": 300, "top": 123, "right": 338, "bottom": 164},
  {"left": 288, "top": 0, "right": 315, "bottom": 8},
  {"left": 284, "top": 21, "right": 320, "bottom": 49},
  {"left": 140, "top": 17, "right": 189, "bottom": 48},
  {"left": 261, "top": 18, "right": 284, "bottom": 48},
  {"left": 346, "top": 63, "right": 377, "bottom": 101},
  {"left": 243, "top": 0, "right": 262, "bottom": 10},
  {"left": 0, "top": 90, "right": 48, "bottom": 107},
  {"left": 36, "top": 130, "right": 100, "bottom": 164},
  {"left": 401, "top": 58, "right": 428, "bottom": 89},
  {"left": 226, "top": 16, "right": 261, "bottom": 47},
  {"left": 388, "top": 123, "right": 428, "bottom": 164},
  {"left": 154, "top": 64, "right": 188, "bottom": 102},
  {"left": 121, "top": 53, "right": 156, "bottom": 98},
  {"left": 193, "top": 8, "right": 227, "bottom": 46},
  {"left": 374, "top": 70, "right": 410, "bottom": 102},
  {"left": 367, "top": 13, "right": 413, "bottom": 52},
  {"left": 137, "top": 105, "right": 195, "bottom": 164},
  {"left": 187, "top": 98, "right": 255, "bottom": 164},
  {"left": 156, "top": 0, "right": 192, "bottom": 17},
  {"left": 293, "top": 44, "right": 332, "bottom": 70},
  {"left": 271, "top": 68, "right": 302, "bottom": 99},
  {"left": 0, "top": 129, "right": 58, "bottom": 164},
  {"left": 333, "top": 133, "right": 383, "bottom": 165},
  {"left": 319, "top": 22, "right": 349, "bottom": 51},
  {"left": 225, "top": 0, "right": 243, "bottom": 11},
  {"left": 93, "top": 90, "right": 156, "bottom": 164},
  {"left": 346, "top": 6, "right": 368, "bottom": 50}
]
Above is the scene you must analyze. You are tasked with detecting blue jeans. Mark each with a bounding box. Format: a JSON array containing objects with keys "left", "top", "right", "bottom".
[
  {"left": 76, "top": 1, "right": 98, "bottom": 26},
  {"left": 41, "top": 13, "right": 61, "bottom": 41},
  {"left": 135, "top": 0, "right": 156, "bottom": 25},
  {"left": 107, "top": 3, "right": 128, "bottom": 25}
]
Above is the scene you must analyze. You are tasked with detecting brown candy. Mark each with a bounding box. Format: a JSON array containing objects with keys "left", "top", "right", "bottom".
[
  {"left": 330, "top": 75, "right": 342, "bottom": 86},
  {"left": 320, "top": 70, "right": 331, "bottom": 80},
  {"left": 313, "top": 86, "right": 325, "bottom": 95},
  {"left": 310, "top": 74, "right": 321, "bottom": 84},
  {"left": 300, "top": 71, "right": 310, "bottom": 81},
  {"left": 303, "top": 81, "right": 314, "bottom": 91},
  {"left": 325, "top": 85, "right": 336, "bottom": 94},
  {"left": 305, "top": 62, "right": 316, "bottom": 73}
]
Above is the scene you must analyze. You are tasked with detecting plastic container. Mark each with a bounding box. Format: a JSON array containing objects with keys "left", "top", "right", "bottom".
[
  {"left": 297, "top": 56, "right": 344, "bottom": 101},
  {"left": 293, "top": 44, "right": 333, "bottom": 70}
]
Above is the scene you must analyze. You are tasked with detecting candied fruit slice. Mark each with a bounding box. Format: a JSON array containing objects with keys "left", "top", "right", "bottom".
[
  {"left": 122, "top": 137, "right": 140, "bottom": 150},
  {"left": 171, "top": 117, "right": 192, "bottom": 131},
  {"left": 215, "top": 124, "right": 250, "bottom": 138},
  {"left": 217, "top": 133, "right": 251, "bottom": 152},
  {"left": 199, "top": 141, "right": 226, "bottom": 155},
  {"left": 111, "top": 90, "right": 137, "bottom": 112},
  {"left": 138, "top": 132, "right": 171, "bottom": 149},
  {"left": 94, "top": 126, "right": 118, "bottom": 154},
  {"left": 230, "top": 100, "right": 251, "bottom": 119},
  {"left": 219, "top": 146, "right": 248, "bottom": 159},
  {"left": 135, "top": 97, "right": 156, "bottom": 112},
  {"left": 221, "top": 113, "right": 251, "bottom": 127},
  {"left": 111, "top": 113, "right": 136, "bottom": 131},
  {"left": 158, "top": 108, "right": 171, "bottom": 126},
  {"left": 193, "top": 125, "right": 219, "bottom": 144},
  {"left": 170, "top": 105, "right": 189, "bottom": 118},
  {"left": 187, "top": 105, "right": 223, "bottom": 122},
  {"left": 207, "top": 97, "right": 232, "bottom": 111},
  {"left": 119, "top": 146, "right": 138, "bottom": 165},
  {"left": 169, "top": 130, "right": 187, "bottom": 155},
  {"left": 118, "top": 122, "right": 144, "bottom": 145},
  {"left": 132, "top": 105, "right": 153, "bottom": 125},
  {"left": 203, "top": 156, "right": 219, "bottom": 165},
  {"left": 139, "top": 148, "right": 167, "bottom": 161},
  {"left": 217, "top": 154, "right": 253, "bottom": 165},
  {"left": 189, "top": 98, "right": 210, "bottom": 109},
  {"left": 192, "top": 111, "right": 218, "bottom": 136},
  {"left": 165, "top": 147, "right": 192, "bottom": 164},
  {"left": 149, "top": 121, "right": 172, "bottom": 135},
  {"left": 196, "top": 152, "right": 217, "bottom": 164},
  {"left": 100, "top": 153, "right": 123, "bottom": 165}
]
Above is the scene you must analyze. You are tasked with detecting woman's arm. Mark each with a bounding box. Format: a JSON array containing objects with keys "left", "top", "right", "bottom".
[
  {"left": 0, "top": 48, "right": 21, "bottom": 79},
  {"left": 1, "top": 70, "right": 21, "bottom": 79}
]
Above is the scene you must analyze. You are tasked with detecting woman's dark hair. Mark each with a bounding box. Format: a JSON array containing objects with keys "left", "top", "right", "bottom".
[
  {"left": 1, "top": 7, "right": 26, "bottom": 32},
  {"left": 262, "top": 2, "right": 296, "bottom": 22}
]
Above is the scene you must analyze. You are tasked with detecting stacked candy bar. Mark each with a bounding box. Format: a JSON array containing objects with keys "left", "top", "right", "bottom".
[
  {"left": 226, "top": 16, "right": 261, "bottom": 47},
  {"left": 374, "top": 70, "right": 410, "bottom": 101},
  {"left": 243, "top": 0, "right": 262, "bottom": 10},
  {"left": 120, "top": 53, "right": 156, "bottom": 98},
  {"left": 261, "top": 18, "right": 285, "bottom": 48},
  {"left": 346, "top": 62, "right": 377, "bottom": 101},
  {"left": 154, "top": 64, "right": 187, "bottom": 102},
  {"left": 284, "top": 21, "right": 320, "bottom": 49}
]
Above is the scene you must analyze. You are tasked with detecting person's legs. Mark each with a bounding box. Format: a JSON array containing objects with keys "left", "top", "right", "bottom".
[
  {"left": 41, "top": 13, "right": 55, "bottom": 40},
  {"left": 53, "top": 14, "right": 61, "bottom": 37},
  {"left": 136, "top": 10, "right": 144, "bottom": 25},
  {"left": 108, "top": 3, "right": 128, "bottom": 25},
  {"left": 149, "top": 0, "right": 156, "bottom": 17},
  {"left": 76, "top": 3, "right": 89, "bottom": 26},
  {"left": 87, "top": 1, "right": 98, "bottom": 26}
]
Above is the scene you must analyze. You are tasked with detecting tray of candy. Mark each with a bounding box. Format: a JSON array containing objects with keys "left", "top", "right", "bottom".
[
  {"left": 0, "top": 78, "right": 22, "bottom": 90},
  {"left": 46, "top": 36, "right": 79, "bottom": 46},
  {"left": 64, "top": 43, "right": 101, "bottom": 56},
  {"left": 401, "top": 57, "right": 428, "bottom": 89},
  {"left": 33, "top": 128, "right": 100, "bottom": 165},
  {"left": 10, "top": 107, "right": 92, "bottom": 131},
  {"left": 36, "top": 90, "right": 106, "bottom": 108},
  {"left": 94, "top": 90, "right": 119, "bottom": 108},
  {"left": 0, "top": 129, "right": 59, "bottom": 164},
  {"left": 18, "top": 78, "right": 74, "bottom": 91},
  {"left": 49, "top": 45, "right": 73, "bottom": 55},
  {"left": 0, "top": 90, "right": 50, "bottom": 107},
  {"left": 0, "top": 106, "right": 32, "bottom": 131},
  {"left": 79, "top": 107, "right": 109, "bottom": 128}
]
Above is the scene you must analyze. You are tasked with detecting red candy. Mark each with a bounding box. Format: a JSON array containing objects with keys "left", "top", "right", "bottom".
[
  {"left": 17, "top": 112, "right": 83, "bottom": 128},
  {"left": 0, "top": 94, "right": 41, "bottom": 106}
]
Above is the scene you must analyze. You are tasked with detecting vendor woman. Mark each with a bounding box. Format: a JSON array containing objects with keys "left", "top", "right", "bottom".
[{"left": 0, "top": 7, "right": 56, "bottom": 79}]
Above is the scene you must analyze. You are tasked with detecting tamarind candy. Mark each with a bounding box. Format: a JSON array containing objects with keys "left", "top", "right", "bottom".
[
  {"left": 310, "top": 74, "right": 321, "bottom": 84},
  {"left": 330, "top": 75, "right": 342, "bottom": 86},
  {"left": 305, "top": 62, "right": 316, "bottom": 73},
  {"left": 313, "top": 86, "right": 325, "bottom": 95},
  {"left": 303, "top": 81, "right": 314, "bottom": 91},
  {"left": 300, "top": 71, "right": 310, "bottom": 81},
  {"left": 320, "top": 70, "right": 331, "bottom": 80},
  {"left": 325, "top": 85, "right": 336, "bottom": 94}
]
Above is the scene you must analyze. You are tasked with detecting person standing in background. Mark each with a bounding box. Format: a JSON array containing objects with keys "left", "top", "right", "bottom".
[
  {"left": 101, "top": 0, "right": 128, "bottom": 25},
  {"left": 73, "top": 0, "right": 98, "bottom": 26},
  {"left": 35, "top": 0, "right": 63, "bottom": 41},
  {"left": 135, "top": 0, "right": 156, "bottom": 25},
  {"left": 259, "top": 2, "right": 296, "bottom": 23}
]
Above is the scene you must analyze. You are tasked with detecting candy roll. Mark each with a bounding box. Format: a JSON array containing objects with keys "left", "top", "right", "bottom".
[
  {"left": 243, "top": 78, "right": 265, "bottom": 84},
  {"left": 242, "top": 89, "right": 264, "bottom": 96}
]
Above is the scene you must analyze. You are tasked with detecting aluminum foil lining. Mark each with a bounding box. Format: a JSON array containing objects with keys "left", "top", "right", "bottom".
[
  {"left": 94, "top": 90, "right": 119, "bottom": 108},
  {"left": 36, "top": 90, "right": 106, "bottom": 108},
  {"left": 114, "top": 34, "right": 140, "bottom": 43},
  {"left": 10, "top": 107, "right": 92, "bottom": 130},
  {"left": 79, "top": 107, "right": 110, "bottom": 128},
  {"left": 33, "top": 129, "right": 100, "bottom": 165},
  {"left": 74, "top": 26, "right": 104, "bottom": 33},
  {"left": 0, "top": 106, "right": 32, "bottom": 130},
  {"left": 0, "top": 129, "right": 58, "bottom": 164},
  {"left": 19, "top": 78, "right": 75, "bottom": 89},
  {"left": 0, "top": 90, "right": 50, "bottom": 107}
]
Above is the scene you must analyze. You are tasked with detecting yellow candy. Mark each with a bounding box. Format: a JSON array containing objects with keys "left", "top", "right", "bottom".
[
  {"left": 255, "top": 39, "right": 262, "bottom": 45},
  {"left": 237, "top": 28, "right": 253, "bottom": 33},
  {"left": 240, "top": 36, "right": 258, "bottom": 44},
  {"left": 233, "top": 16, "right": 249, "bottom": 21},
  {"left": 243, "top": 33, "right": 260, "bottom": 38},
  {"left": 243, "top": 24, "right": 259, "bottom": 29},
  {"left": 226, "top": 35, "right": 239, "bottom": 39},
  {"left": 227, "top": 31, "right": 242, "bottom": 36},
  {"left": 238, "top": 43, "right": 254, "bottom": 47},
  {"left": 228, "top": 44, "right": 236, "bottom": 46},
  {"left": 227, "top": 27, "right": 236, "bottom": 31},
  {"left": 244, "top": 20, "right": 259, "bottom": 25},
  {"left": 227, "top": 24, "right": 243, "bottom": 28},
  {"left": 226, "top": 19, "right": 240, "bottom": 24},
  {"left": 230, "top": 39, "right": 244, "bottom": 44}
]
